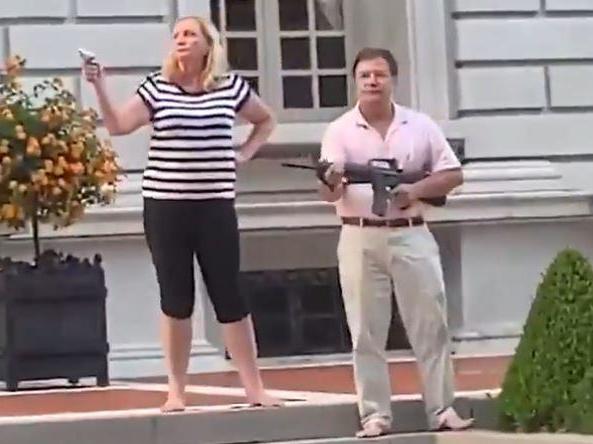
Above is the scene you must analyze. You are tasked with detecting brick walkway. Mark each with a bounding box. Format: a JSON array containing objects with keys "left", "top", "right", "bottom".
[{"left": 183, "top": 355, "right": 510, "bottom": 394}]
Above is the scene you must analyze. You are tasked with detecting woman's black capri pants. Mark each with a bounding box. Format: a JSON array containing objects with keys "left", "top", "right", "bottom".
[{"left": 143, "top": 198, "right": 249, "bottom": 323}]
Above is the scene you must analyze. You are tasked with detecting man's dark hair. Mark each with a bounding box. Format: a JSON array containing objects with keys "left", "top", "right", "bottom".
[{"left": 352, "top": 47, "right": 398, "bottom": 77}]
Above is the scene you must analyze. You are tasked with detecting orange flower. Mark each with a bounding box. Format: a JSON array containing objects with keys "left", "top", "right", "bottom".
[
  {"left": 26, "top": 137, "right": 41, "bottom": 156},
  {"left": 0, "top": 55, "right": 122, "bottom": 233}
]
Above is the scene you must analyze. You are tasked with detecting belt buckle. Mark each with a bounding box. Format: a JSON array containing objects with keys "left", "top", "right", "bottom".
[
  {"left": 408, "top": 218, "right": 413, "bottom": 227},
  {"left": 359, "top": 218, "right": 365, "bottom": 227}
]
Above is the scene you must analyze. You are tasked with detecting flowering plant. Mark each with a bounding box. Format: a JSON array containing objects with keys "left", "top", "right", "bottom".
[{"left": 0, "top": 55, "right": 120, "bottom": 260}]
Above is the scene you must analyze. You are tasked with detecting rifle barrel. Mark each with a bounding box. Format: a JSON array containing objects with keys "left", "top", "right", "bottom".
[{"left": 281, "top": 162, "right": 318, "bottom": 170}]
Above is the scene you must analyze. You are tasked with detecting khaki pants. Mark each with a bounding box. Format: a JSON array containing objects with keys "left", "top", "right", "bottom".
[{"left": 337, "top": 223, "right": 454, "bottom": 429}]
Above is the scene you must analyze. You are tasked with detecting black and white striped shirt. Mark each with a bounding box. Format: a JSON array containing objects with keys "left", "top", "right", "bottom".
[{"left": 136, "top": 72, "right": 251, "bottom": 200}]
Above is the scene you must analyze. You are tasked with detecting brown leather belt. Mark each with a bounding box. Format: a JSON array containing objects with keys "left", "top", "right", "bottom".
[{"left": 341, "top": 216, "right": 425, "bottom": 228}]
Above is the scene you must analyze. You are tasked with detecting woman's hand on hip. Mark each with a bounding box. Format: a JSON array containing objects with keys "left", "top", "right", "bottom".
[{"left": 235, "top": 150, "right": 251, "bottom": 165}]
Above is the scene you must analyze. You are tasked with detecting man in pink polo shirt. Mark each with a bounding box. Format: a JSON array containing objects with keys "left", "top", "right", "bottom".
[{"left": 319, "top": 47, "right": 474, "bottom": 438}]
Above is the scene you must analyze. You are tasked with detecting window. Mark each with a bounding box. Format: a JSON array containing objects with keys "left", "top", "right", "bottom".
[
  {"left": 212, "top": 0, "right": 347, "bottom": 122},
  {"left": 210, "top": 0, "right": 262, "bottom": 94},
  {"left": 211, "top": 0, "right": 411, "bottom": 123},
  {"left": 275, "top": 0, "right": 348, "bottom": 115}
]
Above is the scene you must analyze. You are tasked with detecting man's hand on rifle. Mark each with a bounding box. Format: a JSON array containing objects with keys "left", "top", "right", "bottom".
[
  {"left": 323, "top": 162, "right": 345, "bottom": 188},
  {"left": 390, "top": 183, "right": 418, "bottom": 209}
]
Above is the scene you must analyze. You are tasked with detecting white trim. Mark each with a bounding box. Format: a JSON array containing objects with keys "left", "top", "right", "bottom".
[{"left": 3, "top": 189, "right": 592, "bottom": 241}]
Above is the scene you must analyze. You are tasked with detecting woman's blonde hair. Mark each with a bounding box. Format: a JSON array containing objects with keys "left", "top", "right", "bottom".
[{"left": 162, "top": 16, "right": 228, "bottom": 91}]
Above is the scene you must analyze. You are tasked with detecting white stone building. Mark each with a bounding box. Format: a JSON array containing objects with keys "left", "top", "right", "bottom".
[{"left": 2, "top": 0, "right": 593, "bottom": 378}]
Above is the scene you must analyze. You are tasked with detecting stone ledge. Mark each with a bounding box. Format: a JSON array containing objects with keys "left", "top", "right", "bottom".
[
  {"left": 3, "top": 393, "right": 589, "bottom": 444},
  {"left": 0, "top": 393, "right": 487, "bottom": 444},
  {"left": 3, "top": 188, "right": 592, "bottom": 241},
  {"left": 276, "top": 432, "right": 593, "bottom": 444}
]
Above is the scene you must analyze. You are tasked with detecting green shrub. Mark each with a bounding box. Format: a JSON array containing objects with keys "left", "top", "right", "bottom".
[
  {"left": 564, "top": 368, "right": 593, "bottom": 434},
  {"left": 497, "top": 248, "right": 593, "bottom": 433}
]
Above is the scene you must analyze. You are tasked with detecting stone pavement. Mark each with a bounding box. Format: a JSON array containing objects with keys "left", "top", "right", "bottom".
[{"left": 0, "top": 354, "right": 510, "bottom": 443}]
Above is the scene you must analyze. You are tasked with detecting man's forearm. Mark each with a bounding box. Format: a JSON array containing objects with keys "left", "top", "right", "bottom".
[
  {"left": 411, "top": 169, "right": 463, "bottom": 199},
  {"left": 318, "top": 182, "right": 344, "bottom": 202}
]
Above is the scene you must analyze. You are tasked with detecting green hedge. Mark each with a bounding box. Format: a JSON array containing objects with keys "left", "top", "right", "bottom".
[
  {"left": 497, "top": 248, "right": 593, "bottom": 433},
  {"left": 564, "top": 368, "right": 593, "bottom": 434}
]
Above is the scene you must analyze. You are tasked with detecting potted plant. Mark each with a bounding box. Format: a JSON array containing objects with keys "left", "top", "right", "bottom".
[{"left": 0, "top": 55, "right": 121, "bottom": 390}]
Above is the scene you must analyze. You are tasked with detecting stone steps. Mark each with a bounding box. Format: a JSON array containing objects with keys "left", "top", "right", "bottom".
[
  {"left": 0, "top": 393, "right": 495, "bottom": 444},
  {"left": 271, "top": 432, "right": 593, "bottom": 444}
]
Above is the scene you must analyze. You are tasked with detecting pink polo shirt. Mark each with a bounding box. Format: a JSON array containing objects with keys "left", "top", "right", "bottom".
[{"left": 320, "top": 103, "right": 461, "bottom": 219}]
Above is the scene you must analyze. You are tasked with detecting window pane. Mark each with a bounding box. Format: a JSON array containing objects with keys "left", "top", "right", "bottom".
[
  {"left": 281, "top": 38, "right": 310, "bottom": 70},
  {"left": 319, "top": 75, "right": 347, "bottom": 107},
  {"left": 315, "top": 0, "right": 343, "bottom": 30},
  {"left": 317, "top": 37, "right": 345, "bottom": 69},
  {"left": 225, "top": 0, "right": 256, "bottom": 31},
  {"left": 245, "top": 76, "right": 259, "bottom": 95},
  {"left": 283, "top": 76, "right": 313, "bottom": 108},
  {"left": 279, "top": 0, "right": 308, "bottom": 31},
  {"left": 227, "top": 38, "right": 258, "bottom": 70}
]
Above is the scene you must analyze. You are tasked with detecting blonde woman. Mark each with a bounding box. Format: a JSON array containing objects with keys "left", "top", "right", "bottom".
[{"left": 83, "top": 16, "right": 279, "bottom": 412}]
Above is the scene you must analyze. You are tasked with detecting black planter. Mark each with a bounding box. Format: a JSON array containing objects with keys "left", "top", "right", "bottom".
[{"left": 0, "top": 250, "right": 109, "bottom": 391}]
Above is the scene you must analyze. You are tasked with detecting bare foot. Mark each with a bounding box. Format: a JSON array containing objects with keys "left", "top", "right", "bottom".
[
  {"left": 355, "top": 418, "right": 391, "bottom": 438},
  {"left": 246, "top": 391, "right": 284, "bottom": 408},
  {"left": 432, "top": 407, "right": 474, "bottom": 431},
  {"left": 160, "top": 396, "right": 186, "bottom": 413}
]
